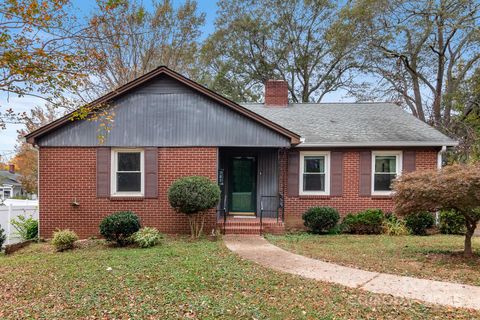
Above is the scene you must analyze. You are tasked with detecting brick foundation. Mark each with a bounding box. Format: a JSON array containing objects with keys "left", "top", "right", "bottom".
[
  {"left": 39, "top": 147, "right": 218, "bottom": 238},
  {"left": 281, "top": 148, "right": 438, "bottom": 230}
]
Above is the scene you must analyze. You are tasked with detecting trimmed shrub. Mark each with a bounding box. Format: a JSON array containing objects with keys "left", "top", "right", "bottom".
[
  {"left": 0, "top": 226, "right": 6, "bottom": 249},
  {"left": 382, "top": 214, "right": 409, "bottom": 236},
  {"left": 168, "top": 176, "right": 220, "bottom": 238},
  {"left": 11, "top": 215, "right": 38, "bottom": 240},
  {"left": 52, "top": 229, "right": 79, "bottom": 251},
  {"left": 405, "top": 212, "right": 435, "bottom": 236},
  {"left": 99, "top": 211, "right": 141, "bottom": 246},
  {"left": 302, "top": 207, "right": 340, "bottom": 234},
  {"left": 132, "top": 227, "right": 163, "bottom": 248},
  {"left": 342, "top": 209, "right": 384, "bottom": 234},
  {"left": 439, "top": 210, "right": 466, "bottom": 235}
]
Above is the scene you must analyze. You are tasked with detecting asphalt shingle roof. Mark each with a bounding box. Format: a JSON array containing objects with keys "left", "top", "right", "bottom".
[
  {"left": 241, "top": 102, "right": 457, "bottom": 147},
  {"left": 0, "top": 171, "right": 21, "bottom": 186}
]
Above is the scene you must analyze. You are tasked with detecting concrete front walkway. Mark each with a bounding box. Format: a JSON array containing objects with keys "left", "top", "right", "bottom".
[{"left": 224, "top": 235, "right": 480, "bottom": 310}]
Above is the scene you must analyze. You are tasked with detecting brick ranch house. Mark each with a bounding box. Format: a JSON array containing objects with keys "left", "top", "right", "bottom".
[{"left": 26, "top": 66, "right": 456, "bottom": 237}]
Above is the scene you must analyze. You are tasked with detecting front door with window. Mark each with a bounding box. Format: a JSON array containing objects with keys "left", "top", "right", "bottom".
[{"left": 228, "top": 157, "right": 256, "bottom": 216}]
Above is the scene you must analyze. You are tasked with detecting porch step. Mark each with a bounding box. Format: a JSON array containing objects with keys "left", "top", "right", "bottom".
[{"left": 217, "top": 218, "right": 285, "bottom": 235}]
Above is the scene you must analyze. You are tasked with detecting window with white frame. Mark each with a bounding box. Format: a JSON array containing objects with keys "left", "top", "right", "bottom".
[
  {"left": 372, "top": 151, "right": 402, "bottom": 195},
  {"left": 111, "top": 149, "right": 144, "bottom": 196},
  {"left": 299, "top": 151, "right": 330, "bottom": 195}
]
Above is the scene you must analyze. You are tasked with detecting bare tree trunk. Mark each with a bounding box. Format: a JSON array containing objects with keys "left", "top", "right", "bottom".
[
  {"left": 188, "top": 215, "right": 195, "bottom": 239},
  {"left": 432, "top": 3, "right": 446, "bottom": 127},
  {"left": 464, "top": 227, "right": 474, "bottom": 257},
  {"left": 464, "top": 217, "right": 478, "bottom": 257},
  {"left": 188, "top": 213, "right": 206, "bottom": 239},
  {"left": 198, "top": 212, "right": 206, "bottom": 238}
]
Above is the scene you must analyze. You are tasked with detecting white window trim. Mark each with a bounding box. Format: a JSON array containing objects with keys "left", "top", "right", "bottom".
[
  {"left": 371, "top": 151, "right": 402, "bottom": 196},
  {"left": 111, "top": 148, "right": 145, "bottom": 197},
  {"left": 299, "top": 151, "right": 331, "bottom": 196}
]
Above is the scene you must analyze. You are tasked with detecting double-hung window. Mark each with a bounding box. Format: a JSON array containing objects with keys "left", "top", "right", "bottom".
[
  {"left": 111, "top": 149, "right": 144, "bottom": 196},
  {"left": 299, "top": 151, "right": 330, "bottom": 195},
  {"left": 371, "top": 151, "right": 402, "bottom": 195}
]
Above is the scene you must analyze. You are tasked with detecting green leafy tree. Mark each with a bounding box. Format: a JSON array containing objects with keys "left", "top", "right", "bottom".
[
  {"left": 394, "top": 163, "right": 480, "bottom": 257},
  {"left": 202, "top": 0, "right": 362, "bottom": 103}
]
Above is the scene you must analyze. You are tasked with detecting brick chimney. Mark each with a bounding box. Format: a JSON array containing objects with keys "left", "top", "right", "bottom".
[
  {"left": 265, "top": 80, "right": 288, "bottom": 107},
  {"left": 8, "top": 164, "right": 14, "bottom": 174}
]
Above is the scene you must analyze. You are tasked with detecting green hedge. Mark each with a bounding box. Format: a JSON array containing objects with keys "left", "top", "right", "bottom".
[
  {"left": 439, "top": 210, "right": 466, "bottom": 235},
  {"left": 302, "top": 207, "right": 340, "bottom": 234},
  {"left": 99, "top": 211, "right": 141, "bottom": 246},
  {"left": 342, "top": 209, "right": 384, "bottom": 234},
  {"left": 405, "top": 212, "right": 434, "bottom": 236}
]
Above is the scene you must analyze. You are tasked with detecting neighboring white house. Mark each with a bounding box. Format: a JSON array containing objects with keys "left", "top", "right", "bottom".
[{"left": 0, "top": 165, "right": 28, "bottom": 201}]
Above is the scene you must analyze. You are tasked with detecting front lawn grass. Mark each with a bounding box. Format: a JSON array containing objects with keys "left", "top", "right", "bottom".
[
  {"left": 0, "top": 237, "right": 478, "bottom": 319},
  {"left": 266, "top": 233, "right": 480, "bottom": 286}
]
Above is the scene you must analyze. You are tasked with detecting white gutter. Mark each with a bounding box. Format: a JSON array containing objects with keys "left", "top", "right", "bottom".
[{"left": 295, "top": 141, "right": 458, "bottom": 148}]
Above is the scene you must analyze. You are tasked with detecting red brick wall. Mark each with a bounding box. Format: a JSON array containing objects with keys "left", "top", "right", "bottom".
[
  {"left": 39, "top": 147, "right": 218, "bottom": 238},
  {"left": 281, "top": 149, "right": 438, "bottom": 230}
]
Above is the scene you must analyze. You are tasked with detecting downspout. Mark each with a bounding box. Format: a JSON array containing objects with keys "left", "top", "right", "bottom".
[
  {"left": 437, "top": 146, "right": 447, "bottom": 169},
  {"left": 278, "top": 147, "right": 287, "bottom": 222},
  {"left": 34, "top": 143, "right": 40, "bottom": 240},
  {"left": 435, "top": 146, "right": 447, "bottom": 225}
]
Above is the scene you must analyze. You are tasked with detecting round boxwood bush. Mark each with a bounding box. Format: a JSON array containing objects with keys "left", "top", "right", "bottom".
[
  {"left": 168, "top": 176, "right": 220, "bottom": 238},
  {"left": 52, "top": 229, "right": 79, "bottom": 251},
  {"left": 302, "top": 207, "right": 340, "bottom": 234},
  {"left": 405, "top": 212, "right": 435, "bottom": 236},
  {"left": 439, "top": 210, "right": 466, "bottom": 235},
  {"left": 99, "top": 211, "right": 141, "bottom": 246}
]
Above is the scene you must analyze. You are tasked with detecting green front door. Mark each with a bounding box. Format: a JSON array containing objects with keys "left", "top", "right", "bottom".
[{"left": 229, "top": 157, "right": 256, "bottom": 215}]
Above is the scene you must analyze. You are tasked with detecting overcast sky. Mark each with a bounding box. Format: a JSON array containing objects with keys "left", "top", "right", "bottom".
[{"left": 0, "top": 0, "right": 349, "bottom": 160}]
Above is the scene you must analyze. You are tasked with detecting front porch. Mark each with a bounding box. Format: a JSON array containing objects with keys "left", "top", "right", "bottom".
[{"left": 216, "top": 147, "right": 286, "bottom": 234}]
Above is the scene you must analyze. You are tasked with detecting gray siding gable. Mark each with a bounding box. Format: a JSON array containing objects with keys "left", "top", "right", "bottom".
[{"left": 37, "top": 75, "right": 290, "bottom": 147}]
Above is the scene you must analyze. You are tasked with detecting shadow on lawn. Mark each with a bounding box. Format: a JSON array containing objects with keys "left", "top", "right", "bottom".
[{"left": 413, "top": 248, "right": 480, "bottom": 266}]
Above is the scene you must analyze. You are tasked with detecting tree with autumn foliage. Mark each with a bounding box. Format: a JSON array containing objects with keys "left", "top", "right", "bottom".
[
  {"left": 0, "top": 0, "right": 95, "bottom": 127},
  {"left": 393, "top": 163, "right": 480, "bottom": 257},
  {"left": 11, "top": 143, "right": 37, "bottom": 194}
]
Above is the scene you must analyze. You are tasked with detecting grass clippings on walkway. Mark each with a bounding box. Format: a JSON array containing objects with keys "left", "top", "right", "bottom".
[
  {"left": 0, "top": 237, "right": 478, "bottom": 319},
  {"left": 266, "top": 233, "right": 480, "bottom": 286}
]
